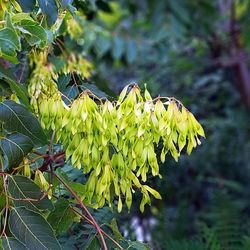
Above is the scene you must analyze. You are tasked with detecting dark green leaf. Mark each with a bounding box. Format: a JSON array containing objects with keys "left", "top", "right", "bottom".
[
  {"left": 47, "top": 198, "right": 78, "bottom": 235},
  {"left": 16, "top": 0, "right": 36, "bottom": 12},
  {"left": 0, "top": 100, "right": 48, "bottom": 146},
  {"left": 17, "top": 20, "right": 48, "bottom": 48},
  {"left": 9, "top": 207, "right": 61, "bottom": 250},
  {"left": 95, "top": 32, "right": 111, "bottom": 57},
  {"left": 51, "top": 58, "right": 67, "bottom": 73},
  {"left": 7, "top": 82, "right": 30, "bottom": 109},
  {"left": 61, "top": 0, "right": 73, "bottom": 8},
  {"left": 84, "top": 236, "right": 101, "bottom": 250},
  {"left": 109, "top": 218, "right": 124, "bottom": 241},
  {"left": 58, "top": 74, "right": 71, "bottom": 91},
  {"left": 126, "top": 40, "right": 137, "bottom": 64},
  {"left": 0, "top": 16, "right": 20, "bottom": 64},
  {"left": 0, "top": 67, "right": 30, "bottom": 109},
  {"left": 38, "top": 0, "right": 58, "bottom": 26},
  {"left": 112, "top": 35, "right": 124, "bottom": 60},
  {"left": 0, "top": 132, "right": 33, "bottom": 167},
  {"left": 80, "top": 83, "right": 108, "bottom": 98},
  {"left": 69, "top": 182, "right": 86, "bottom": 199},
  {"left": 8, "top": 175, "right": 54, "bottom": 211},
  {"left": 1, "top": 237, "right": 26, "bottom": 250},
  {"left": 64, "top": 85, "right": 78, "bottom": 101},
  {"left": 127, "top": 241, "right": 151, "bottom": 250}
]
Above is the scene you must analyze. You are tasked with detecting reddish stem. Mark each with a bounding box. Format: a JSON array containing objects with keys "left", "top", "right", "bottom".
[
  {"left": 53, "top": 172, "right": 108, "bottom": 250},
  {"left": 71, "top": 207, "right": 123, "bottom": 249}
]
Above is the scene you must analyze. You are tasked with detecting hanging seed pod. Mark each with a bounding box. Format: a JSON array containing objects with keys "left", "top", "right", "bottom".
[{"left": 28, "top": 79, "right": 205, "bottom": 212}]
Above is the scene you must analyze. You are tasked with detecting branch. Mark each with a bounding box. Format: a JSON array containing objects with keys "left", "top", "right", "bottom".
[
  {"left": 0, "top": 175, "right": 9, "bottom": 237},
  {"left": 53, "top": 172, "right": 108, "bottom": 250},
  {"left": 71, "top": 206, "right": 124, "bottom": 250}
]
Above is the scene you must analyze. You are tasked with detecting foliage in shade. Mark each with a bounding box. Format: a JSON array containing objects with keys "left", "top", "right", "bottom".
[
  {"left": 1, "top": 237, "right": 26, "bottom": 250},
  {"left": 9, "top": 207, "right": 61, "bottom": 250},
  {"left": 0, "top": 132, "right": 33, "bottom": 167},
  {"left": 47, "top": 198, "right": 79, "bottom": 235},
  {"left": 0, "top": 100, "right": 48, "bottom": 146},
  {"left": 8, "top": 175, "right": 54, "bottom": 211}
]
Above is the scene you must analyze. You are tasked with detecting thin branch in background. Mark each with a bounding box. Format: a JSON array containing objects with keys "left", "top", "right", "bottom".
[
  {"left": 32, "top": 151, "right": 45, "bottom": 156},
  {"left": 56, "top": 39, "right": 68, "bottom": 58},
  {"left": 31, "top": 154, "right": 46, "bottom": 163},
  {"left": 71, "top": 206, "right": 124, "bottom": 250},
  {"left": 0, "top": 154, "right": 4, "bottom": 172},
  {"left": 6, "top": 183, "right": 52, "bottom": 202},
  {"left": 53, "top": 172, "right": 108, "bottom": 250},
  {"left": 0, "top": 175, "right": 9, "bottom": 237},
  {"left": 17, "top": 60, "right": 27, "bottom": 84},
  {"left": 72, "top": 72, "right": 81, "bottom": 95}
]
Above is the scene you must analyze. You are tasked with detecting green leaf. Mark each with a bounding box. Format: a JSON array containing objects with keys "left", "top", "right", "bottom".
[
  {"left": 80, "top": 83, "right": 108, "bottom": 99},
  {"left": 112, "top": 35, "right": 125, "bottom": 60},
  {"left": 7, "top": 82, "right": 30, "bottom": 109},
  {"left": 1, "top": 237, "right": 25, "bottom": 250},
  {"left": 17, "top": 20, "right": 48, "bottom": 48},
  {"left": 38, "top": 0, "right": 58, "bottom": 26},
  {"left": 47, "top": 198, "right": 78, "bottom": 235},
  {"left": 16, "top": 0, "right": 36, "bottom": 12},
  {"left": 12, "top": 13, "right": 33, "bottom": 23},
  {"left": 9, "top": 207, "right": 61, "bottom": 250},
  {"left": 0, "top": 132, "right": 33, "bottom": 167},
  {"left": 1, "top": 237, "right": 26, "bottom": 250},
  {"left": 0, "top": 16, "right": 20, "bottom": 64},
  {"left": 127, "top": 241, "right": 151, "bottom": 250},
  {"left": 69, "top": 182, "right": 86, "bottom": 199},
  {"left": 0, "top": 67, "right": 30, "bottom": 109},
  {"left": 0, "top": 100, "right": 48, "bottom": 146},
  {"left": 95, "top": 32, "right": 111, "bottom": 57},
  {"left": 126, "top": 40, "right": 137, "bottom": 64},
  {"left": 8, "top": 175, "right": 54, "bottom": 211},
  {"left": 61, "top": 0, "right": 73, "bottom": 9},
  {"left": 84, "top": 236, "right": 101, "bottom": 250},
  {"left": 58, "top": 74, "right": 71, "bottom": 91},
  {"left": 109, "top": 218, "right": 124, "bottom": 241}
]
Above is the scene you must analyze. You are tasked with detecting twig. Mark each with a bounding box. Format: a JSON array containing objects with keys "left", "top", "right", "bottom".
[
  {"left": 6, "top": 184, "right": 52, "bottom": 202},
  {"left": 38, "top": 152, "right": 65, "bottom": 173},
  {"left": 0, "top": 175, "right": 8, "bottom": 237},
  {"left": 31, "top": 154, "right": 46, "bottom": 163},
  {"left": 72, "top": 73, "right": 81, "bottom": 95},
  {"left": 71, "top": 206, "right": 124, "bottom": 250},
  {"left": 33, "top": 151, "right": 46, "bottom": 156},
  {"left": 53, "top": 172, "right": 108, "bottom": 250},
  {"left": 0, "top": 154, "right": 4, "bottom": 172}
]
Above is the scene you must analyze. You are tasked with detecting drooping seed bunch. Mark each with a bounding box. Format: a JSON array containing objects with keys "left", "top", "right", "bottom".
[
  {"left": 28, "top": 51, "right": 93, "bottom": 131},
  {"left": 28, "top": 51, "right": 67, "bottom": 130},
  {"left": 60, "top": 53, "right": 93, "bottom": 79},
  {"left": 66, "top": 15, "right": 84, "bottom": 40},
  {"left": 54, "top": 85, "right": 205, "bottom": 212},
  {"left": 28, "top": 56, "right": 205, "bottom": 212}
]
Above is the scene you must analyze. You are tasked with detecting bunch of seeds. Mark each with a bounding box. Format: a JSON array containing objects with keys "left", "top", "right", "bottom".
[{"left": 29, "top": 80, "right": 205, "bottom": 212}]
